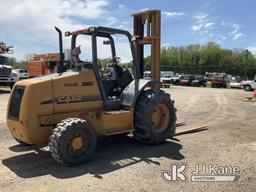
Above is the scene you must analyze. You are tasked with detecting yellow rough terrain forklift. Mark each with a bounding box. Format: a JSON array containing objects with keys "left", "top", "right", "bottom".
[{"left": 6, "top": 10, "right": 176, "bottom": 166}]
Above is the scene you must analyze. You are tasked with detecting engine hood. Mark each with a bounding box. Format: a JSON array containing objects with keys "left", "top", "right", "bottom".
[
  {"left": 242, "top": 80, "right": 253, "bottom": 84},
  {"left": 15, "top": 71, "right": 79, "bottom": 87}
]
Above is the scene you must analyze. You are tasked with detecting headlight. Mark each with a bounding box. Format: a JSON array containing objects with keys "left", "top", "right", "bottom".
[{"left": 11, "top": 73, "right": 17, "bottom": 77}]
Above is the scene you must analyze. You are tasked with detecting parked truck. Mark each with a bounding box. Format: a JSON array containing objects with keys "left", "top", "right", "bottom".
[
  {"left": 160, "top": 71, "right": 174, "bottom": 88},
  {"left": 0, "top": 42, "right": 18, "bottom": 89},
  {"left": 241, "top": 79, "right": 256, "bottom": 91},
  {"left": 205, "top": 72, "right": 229, "bottom": 88}
]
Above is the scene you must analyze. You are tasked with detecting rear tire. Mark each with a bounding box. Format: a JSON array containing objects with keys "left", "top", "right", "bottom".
[
  {"left": 134, "top": 89, "right": 177, "bottom": 144},
  {"left": 49, "top": 118, "right": 97, "bottom": 166}
]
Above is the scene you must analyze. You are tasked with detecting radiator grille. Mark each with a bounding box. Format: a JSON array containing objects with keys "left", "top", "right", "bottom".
[{"left": 0, "top": 67, "right": 11, "bottom": 76}]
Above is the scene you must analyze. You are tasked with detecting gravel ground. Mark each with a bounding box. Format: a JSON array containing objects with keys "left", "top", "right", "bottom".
[
  {"left": 0, "top": 86, "right": 255, "bottom": 192},
  {"left": 0, "top": 88, "right": 10, "bottom": 124}
]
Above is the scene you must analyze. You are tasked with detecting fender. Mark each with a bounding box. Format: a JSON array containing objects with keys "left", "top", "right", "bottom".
[{"left": 120, "top": 79, "right": 159, "bottom": 107}]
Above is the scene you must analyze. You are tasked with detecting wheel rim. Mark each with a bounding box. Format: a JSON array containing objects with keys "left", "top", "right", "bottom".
[
  {"left": 151, "top": 103, "right": 170, "bottom": 133},
  {"left": 68, "top": 134, "right": 88, "bottom": 155}
]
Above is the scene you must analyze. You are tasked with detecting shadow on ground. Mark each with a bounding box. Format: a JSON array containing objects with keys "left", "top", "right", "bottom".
[{"left": 2, "top": 135, "right": 184, "bottom": 179}]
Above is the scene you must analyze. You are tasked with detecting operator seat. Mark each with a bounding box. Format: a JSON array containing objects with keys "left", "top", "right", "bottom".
[{"left": 103, "top": 63, "right": 133, "bottom": 98}]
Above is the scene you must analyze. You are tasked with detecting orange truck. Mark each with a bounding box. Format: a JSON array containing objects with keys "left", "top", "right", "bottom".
[{"left": 28, "top": 53, "right": 60, "bottom": 77}]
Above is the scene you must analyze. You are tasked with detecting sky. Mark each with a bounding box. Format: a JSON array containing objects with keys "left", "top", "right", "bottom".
[{"left": 0, "top": 0, "right": 256, "bottom": 62}]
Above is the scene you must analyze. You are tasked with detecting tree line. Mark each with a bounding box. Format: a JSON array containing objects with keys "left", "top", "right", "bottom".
[
  {"left": 143, "top": 42, "right": 256, "bottom": 79},
  {"left": 7, "top": 53, "right": 32, "bottom": 69},
  {"left": 7, "top": 42, "right": 256, "bottom": 79}
]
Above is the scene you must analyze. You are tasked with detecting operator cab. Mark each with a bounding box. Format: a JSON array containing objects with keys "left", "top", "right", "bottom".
[
  {"left": 60, "top": 27, "right": 135, "bottom": 104},
  {"left": 70, "top": 44, "right": 132, "bottom": 98},
  {"left": 100, "top": 57, "right": 133, "bottom": 98}
]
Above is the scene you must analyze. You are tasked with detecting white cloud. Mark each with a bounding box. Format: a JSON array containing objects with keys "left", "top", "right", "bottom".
[
  {"left": 162, "top": 11, "right": 185, "bottom": 17},
  {"left": 233, "top": 32, "right": 244, "bottom": 40},
  {"left": 192, "top": 12, "right": 246, "bottom": 42},
  {"left": 247, "top": 46, "right": 256, "bottom": 54},
  {"left": 204, "top": 22, "right": 215, "bottom": 29},
  {"left": 192, "top": 24, "right": 204, "bottom": 31},
  {"left": 230, "top": 24, "right": 244, "bottom": 40},
  {"left": 220, "top": 21, "right": 245, "bottom": 40},
  {"left": 0, "top": 0, "right": 134, "bottom": 62},
  {"left": 216, "top": 35, "right": 227, "bottom": 44},
  {"left": 192, "top": 22, "right": 215, "bottom": 31},
  {"left": 231, "top": 23, "right": 241, "bottom": 30},
  {"left": 194, "top": 12, "right": 208, "bottom": 20},
  {"left": 232, "top": 29, "right": 239, "bottom": 34},
  {"left": 62, "top": 0, "right": 108, "bottom": 20},
  {"left": 229, "top": 23, "right": 245, "bottom": 40},
  {"left": 192, "top": 14, "right": 229, "bottom": 44},
  {"left": 230, "top": 23, "right": 240, "bottom": 34},
  {"left": 0, "top": 0, "right": 109, "bottom": 50},
  {"left": 192, "top": 12, "right": 214, "bottom": 32}
]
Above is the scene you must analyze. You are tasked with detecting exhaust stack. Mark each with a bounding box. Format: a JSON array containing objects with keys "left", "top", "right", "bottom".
[{"left": 55, "top": 26, "right": 66, "bottom": 73}]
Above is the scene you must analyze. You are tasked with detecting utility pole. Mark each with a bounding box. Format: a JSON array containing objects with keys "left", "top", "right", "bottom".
[{"left": 244, "top": 49, "right": 248, "bottom": 80}]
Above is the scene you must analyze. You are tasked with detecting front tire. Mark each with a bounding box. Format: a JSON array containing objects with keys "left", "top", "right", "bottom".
[
  {"left": 49, "top": 118, "right": 97, "bottom": 166},
  {"left": 134, "top": 89, "right": 177, "bottom": 144},
  {"left": 244, "top": 85, "right": 252, "bottom": 92}
]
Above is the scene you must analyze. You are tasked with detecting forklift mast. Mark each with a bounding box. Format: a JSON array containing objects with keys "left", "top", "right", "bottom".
[{"left": 132, "top": 10, "right": 161, "bottom": 83}]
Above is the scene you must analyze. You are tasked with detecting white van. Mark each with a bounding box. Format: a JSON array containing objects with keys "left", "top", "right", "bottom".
[
  {"left": 143, "top": 71, "right": 151, "bottom": 79},
  {"left": 16, "top": 69, "right": 29, "bottom": 79}
]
